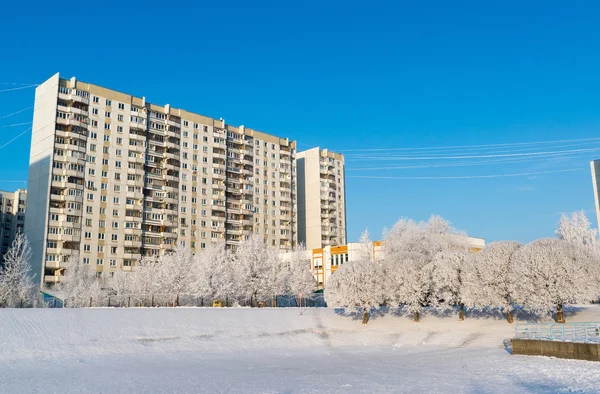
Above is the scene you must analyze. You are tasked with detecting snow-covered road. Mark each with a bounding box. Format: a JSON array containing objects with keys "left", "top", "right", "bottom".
[{"left": 1, "top": 307, "right": 600, "bottom": 393}]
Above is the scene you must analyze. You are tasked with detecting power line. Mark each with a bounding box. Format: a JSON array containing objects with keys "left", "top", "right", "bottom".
[
  {"left": 0, "top": 128, "right": 31, "bottom": 152},
  {"left": 337, "top": 136, "right": 600, "bottom": 153},
  {"left": 0, "top": 106, "right": 33, "bottom": 120},
  {"left": 347, "top": 168, "right": 584, "bottom": 180},
  {"left": 0, "top": 82, "right": 39, "bottom": 86},
  {"left": 346, "top": 150, "right": 597, "bottom": 171},
  {"left": 0, "top": 122, "right": 32, "bottom": 128},
  {"left": 0, "top": 84, "right": 38, "bottom": 93},
  {"left": 346, "top": 147, "right": 600, "bottom": 161}
]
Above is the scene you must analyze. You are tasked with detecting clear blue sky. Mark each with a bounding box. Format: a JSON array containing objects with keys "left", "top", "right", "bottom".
[{"left": 1, "top": 1, "right": 600, "bottom": 243}]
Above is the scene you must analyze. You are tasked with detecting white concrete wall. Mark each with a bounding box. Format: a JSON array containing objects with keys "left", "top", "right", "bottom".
[
  {"left": 296, "top": 147, "right": 322, "bottom": 249},
  {"left": 25, "top": 73, "right": 59, "bottom": 286}
]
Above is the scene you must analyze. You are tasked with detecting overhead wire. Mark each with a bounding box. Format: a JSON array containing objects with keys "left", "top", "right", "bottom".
[
  {"left": 347, "top": 168, "right": 584, "bottom": 180},
  {"left": 336, "top": 136, "right": 600, "bottom": 153},
  {"left": 0, "top": 122, "right": 32, "bottom": 128},
  {"left": 0, "top": 127, "right": 32, "bottom": 152},
  {"left": 0, "top": 106, "right": 33, "bottom": 121},
  {"left": 0, "top": 84, "right": 38, "bottom": 93}
]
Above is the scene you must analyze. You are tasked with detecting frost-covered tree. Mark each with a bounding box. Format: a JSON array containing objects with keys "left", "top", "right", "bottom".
[
  {"left": 325, "top": 229, "right": 384, "bottom": 309},
  {"left": 382, "top": 216, "right": 470, "bottom": 322},
  {"left": 233, "top": 235, "right": 278, "bottom": 303},
  {"left": 0, "top": 233, "right": 35, "bottom": 307},
  {"left": 556, "top": 211, "right": 598, "bottom": 252},
  {"left": 426, "top": 250, "right": 468, "bottom": 320},
  {"left": 325, "top": 259, "right": 384, "bottom": 308},
  {"left": 129, "top": 255, "right": 160, "bottom": 305},
  {"left": 461, "top": 241, "right": 521, "bottom": 323},
  {"left": 156, "top": 246, "right": 195, "bottom": 305},
  {"left": 510, "top": 238, "right": 600, "bottom": 323},
  {"left": 194, "top": 241, "right": 234, "bottom": 302},
  {"left": 107, "top": 269, "right": 132, "bottom": 299},
  {"left": 60, "top": 256, "right": 103, "bottom": 307},
  {"left": 287, "top": 243, "right": 316, "bottom": 297}
]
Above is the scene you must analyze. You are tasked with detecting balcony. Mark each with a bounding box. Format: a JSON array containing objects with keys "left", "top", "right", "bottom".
[
  {"left": 163, "top": 151, "right": 179, "bottom": 160},
  {"left": 68, "top": 92, "right": 90, "bottom": 105},
  {"left": 45, "top": 261, "right": 61, "bottom": 269},
  {"left": 123, "top": 253, "right": 142, "bottom": 261},
  {"left": 124, "top": 240, "right": 142, "bottom": 248},
  {"left": 130, "top": 121, "right": 146, "bottom": 130},
  {"left": 44, "top": 275, "right": 61, "bottom": 283}
]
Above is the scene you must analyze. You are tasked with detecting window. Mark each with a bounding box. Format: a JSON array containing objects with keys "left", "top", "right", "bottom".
[
  {"left": 92, "top": 108, "right": 98, "bottom": 115},
  {"left": 106, "top": 99, "right": 112, "bottom": 106},
  {"left": 117, "top": 114, "right": 124, "bottom": 121},
  {"left": 93, "top": 96, "right": 99, "bottom": 104},
  {"left": 104, "top": 123, "right": 111, "bottom": 130},
  {"left": 97, "top": 259, "right": 103, "bottom": 266},
  {"left": 118, "top": 103, "right": 125, "bottom": 110},
  {"left": 105, "top": 111, "right": 111, "bottom": 118}
]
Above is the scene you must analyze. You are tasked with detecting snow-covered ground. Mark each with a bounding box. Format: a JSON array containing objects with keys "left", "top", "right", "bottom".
[{"left": 1, "top": 306, "right": 600, "bottom": 393}]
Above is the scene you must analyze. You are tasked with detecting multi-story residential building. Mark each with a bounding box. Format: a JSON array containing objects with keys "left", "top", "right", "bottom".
[
  {"left": 0, "top": 189, "right": 27, "bottom": 265},
  {"left": 26, "top": 73, "right": 297, "bottom": 286},
  {"left": 296, "top": 147, "right": 346, "bottom": 250}
]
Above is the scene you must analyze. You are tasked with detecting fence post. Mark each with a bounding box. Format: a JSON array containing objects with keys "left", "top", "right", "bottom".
[
  {"left": 20, "top": 299, "right": 23, "bottom": 308},
  {"left": 151, "top": 295, "right": 154, "bottom": 307},
  {"left": 108, "top": 297, "right": 111, "bottom": 308},
  {"left": 128, "top": 296, "right": 131, "bottom": 308},
  {"left": 176, "top": 294, "right": 179, "bottom": 307},
  {"left": 225, "top": 296, "right": 228, "bottom": 307},
  {"left": 89, "top": 297, "right": 92, "bottom": 307}
]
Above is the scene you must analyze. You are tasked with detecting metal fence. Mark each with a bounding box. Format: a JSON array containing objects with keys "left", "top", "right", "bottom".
[
  {"left": 515, "top": 322, "right": 600, "bottom": 344},
  {"left": 56, "top": 293, "right": 327, "bottom": 309}
]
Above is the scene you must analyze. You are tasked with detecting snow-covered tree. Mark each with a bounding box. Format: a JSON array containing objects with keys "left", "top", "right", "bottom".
[
  {"left": 426, "top": 250, "right": 468, "bottom": 320},
  {"left": 325, "top": 259, "right": 384, "bottom": 308},
  {"left": 382, "top": 215, "right": 470, "bottom": 321},
  {"left": 461, "top": 241, "right": 521, "bottom": 323},
  {"left": 556, "top": 211, "right": 598, "bottom": 252},
  {"left": 233, "top": 235, "right": 279, "bottom": 303},
  {"left": 60, "top": 256, "right": 102, "bottom": 307},
  {"left": 194, "top": 241, "right": 234, "bottom": 301},
  {"left": 156, "top": 246, "right": 195, "bottom": 305},
  {"left": 509, "top": 238, "right": 600, "bottom": 323},
  {"left": 0, "top": 233, "right": 35, "bottom": 307},
  {"left": 287, "top": 243, "right": 316, "bottom": 297},
  {"left": 106, "top": 268, "right": 132, "bottom": 304},
  {"left": 129, "top": 255, "right": 160, "bottom": 305},
  {"left": 325, "top": 229, "right": 384, "bottom": 309}
]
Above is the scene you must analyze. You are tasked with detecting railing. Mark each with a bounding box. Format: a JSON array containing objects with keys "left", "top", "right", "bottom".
[{"left": 515, "top": 322, "right": 600, "bottom": 344}]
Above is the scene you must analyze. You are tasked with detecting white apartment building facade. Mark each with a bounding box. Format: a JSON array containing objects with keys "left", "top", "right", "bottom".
[
  {"left": 296, "top": 147, "right": 346, "bottom": 250},
  {"left": 26, "top": 73, "right": 297, "bottom": 286},
  {"left": 0, "top": 189, "right": 27, "bottom": 265}
]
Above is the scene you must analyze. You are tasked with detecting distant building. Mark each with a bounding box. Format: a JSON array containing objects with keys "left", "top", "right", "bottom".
[
  {"left": 281, "top": 236, "right": 485, "bottom": 289},
  {"left": 0, "top": 189, "right": 27, "bottom": 265},
  {"left": 296, "top": 147, "right": 346, "bottom": 250},
  {"left": 590, "top": 160, "right": 600, "bottom": 231}
]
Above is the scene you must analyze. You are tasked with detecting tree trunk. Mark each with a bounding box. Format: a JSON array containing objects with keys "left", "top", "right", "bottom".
[
  {"left": 556, "top": 303, "right": 565, "bottom": 324},
  {"left": 505, "top": 307, "right": 514, "bottom": 324},
  {"left": 413, "top": 311, "right": 420, "bottom": 322},
  {"left": 459, "top": 303, "right": 465, "bottom": 321}
]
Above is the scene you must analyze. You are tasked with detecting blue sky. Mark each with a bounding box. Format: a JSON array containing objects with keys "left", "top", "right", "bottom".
[{"left": 1, "top": 1, "right": 600, "bottom": 243}]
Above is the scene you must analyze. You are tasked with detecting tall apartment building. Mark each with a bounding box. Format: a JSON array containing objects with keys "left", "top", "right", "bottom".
[
  {"left": 296, "top": 147, "right": 346, "bottom": 250},
  {"left": 26, "top": 73, "right": 297, "bottom": 286},
  {"left": 0, "top": 189, "right": 27, "bottom": 265}
]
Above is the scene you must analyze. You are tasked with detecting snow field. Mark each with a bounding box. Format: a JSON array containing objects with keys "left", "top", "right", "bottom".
[
  {"left": 2, "top": 306, "right": 600, "bottom": 363},
  {"left": 2, "top": 306, "right": 600, "bottom": 393}
]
